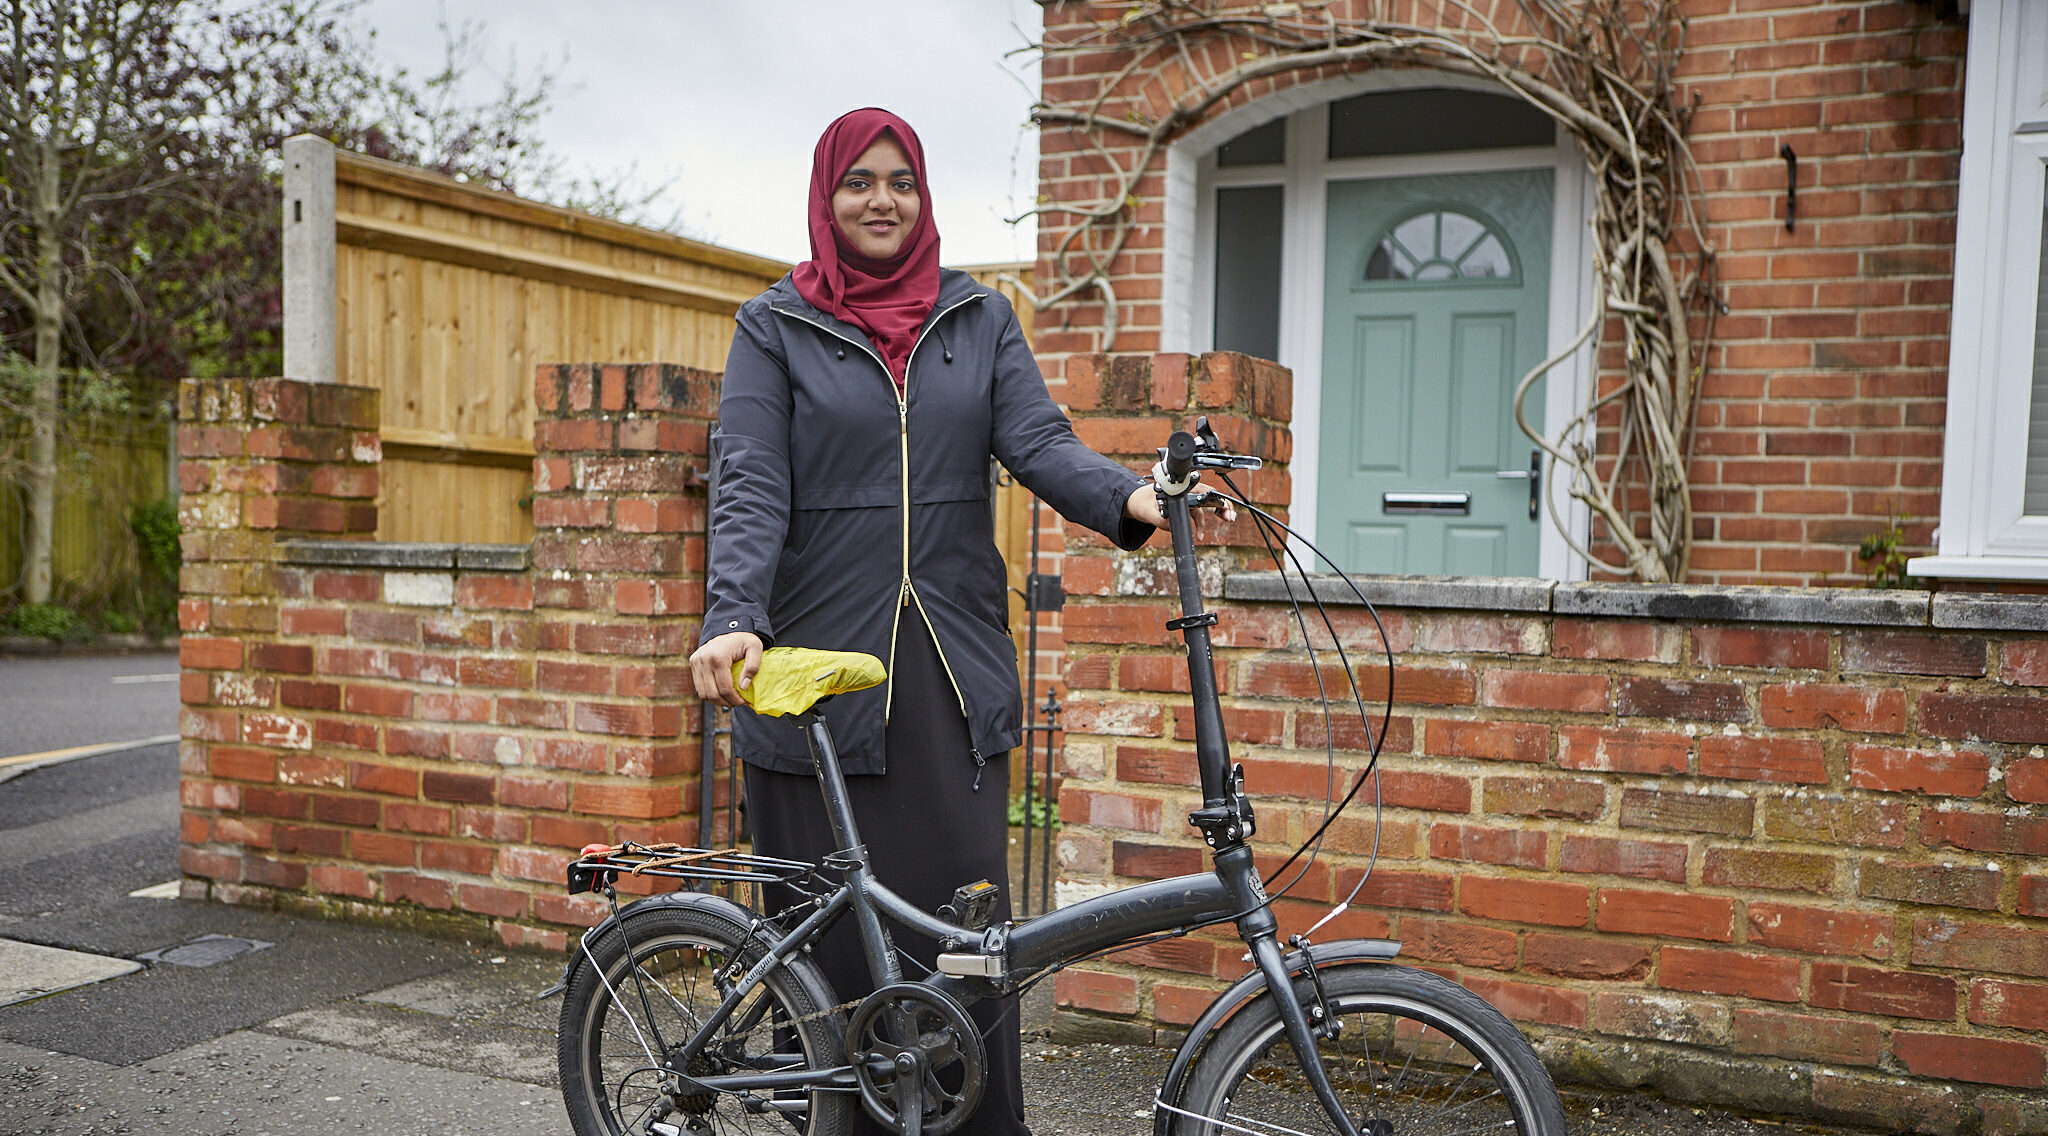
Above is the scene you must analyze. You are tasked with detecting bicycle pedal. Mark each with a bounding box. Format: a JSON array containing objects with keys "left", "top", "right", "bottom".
[{"left": 937, "top": 880, "right": 999, "bottom": 930}]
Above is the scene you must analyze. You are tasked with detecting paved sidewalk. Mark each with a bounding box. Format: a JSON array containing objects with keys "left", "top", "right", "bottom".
[
  {"left": 1, "top": 898, "right": 564, "bottom": 1135},
  {"left": 0, "top": 893, "right": 1885, "bottom": 1136}
]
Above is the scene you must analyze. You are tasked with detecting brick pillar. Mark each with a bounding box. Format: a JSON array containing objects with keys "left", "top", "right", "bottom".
[
  {"left": 528, "top": 361, "right": 725, "bottom": 847},
  {"left": 174, "top": 365, "right": 725, "bottom": 952},
  {"left": 175, "top": 377, "right": 381, "bottom": 897},
  {"left": 1051, "top": 350, "right": 1295, "bottom": 1041}
]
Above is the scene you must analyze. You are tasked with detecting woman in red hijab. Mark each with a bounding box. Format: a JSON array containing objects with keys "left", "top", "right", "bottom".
[{"left": 692, "top": 108, "right": 1164, "bottom": 1135}]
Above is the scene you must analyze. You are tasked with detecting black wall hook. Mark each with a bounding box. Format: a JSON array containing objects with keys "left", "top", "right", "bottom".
[{"left": 1780, "top": 143, "right": 1797, "bottom": 232}]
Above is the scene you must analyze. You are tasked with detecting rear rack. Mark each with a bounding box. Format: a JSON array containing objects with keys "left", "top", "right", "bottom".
[{"left": 566, "top": 842, "right": 819, "bottom": 895}]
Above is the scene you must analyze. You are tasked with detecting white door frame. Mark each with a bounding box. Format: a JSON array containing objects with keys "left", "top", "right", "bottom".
[{"left": 1164, "top": 72, "right": 1596, "bottom": 581}]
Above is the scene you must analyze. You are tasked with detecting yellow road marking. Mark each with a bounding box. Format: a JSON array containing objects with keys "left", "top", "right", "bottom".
[{"left": 0, "top": 734, "right": 180, "bottom": 768}]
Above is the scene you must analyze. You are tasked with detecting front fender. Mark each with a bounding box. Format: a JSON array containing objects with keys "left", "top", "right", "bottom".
[{"left": 1151, "top": 938, "right": 1401, "bottom": 1136}]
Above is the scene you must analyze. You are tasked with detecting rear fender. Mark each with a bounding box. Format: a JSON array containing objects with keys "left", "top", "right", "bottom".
[
  {"left": 543, "top": 890, "right": 840, "bottom": 1022},
  {"left": 1151, "top": 938, "right": 1401, "bottom": 1136}
]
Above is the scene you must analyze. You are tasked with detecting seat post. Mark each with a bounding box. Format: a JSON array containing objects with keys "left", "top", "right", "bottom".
[{"left": 793, "top": 709, "right": 901, "bottom": 986}]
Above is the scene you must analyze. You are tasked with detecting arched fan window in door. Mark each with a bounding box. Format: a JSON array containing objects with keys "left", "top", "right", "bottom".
[{"left": 1362, "top": 207, "right": 1518, "bottom": 285}]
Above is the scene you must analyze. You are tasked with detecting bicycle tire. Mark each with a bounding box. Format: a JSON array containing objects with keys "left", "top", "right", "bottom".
[
  {"left": 558, "top": 903, "right": 856, "bottom": 1136},
  {"left": 1171, "top": 962, "right": 1567, "bottom": 1136}
]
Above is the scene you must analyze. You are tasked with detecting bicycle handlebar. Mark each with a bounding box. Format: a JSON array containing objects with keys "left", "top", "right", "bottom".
[
  {"left": 1163, "top": 430, "right": 1199, "bottom": 485},
  {"left": 1156, "top": 417, "right": 1264, "bottom": 498}
]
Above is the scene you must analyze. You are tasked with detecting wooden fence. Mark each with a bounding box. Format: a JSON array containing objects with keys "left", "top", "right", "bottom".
[
  {"left": 0, "top": 414, "right": 172, "bottom": 601},
  {"left": 285, "top": 137, "right": 789, "bottom": 544},
  {"left": 284, "top": 138, "right": 1043, "bottom": 576},
  {"left": 282, "top": 136, "right": 1046, "bottom": 658}
]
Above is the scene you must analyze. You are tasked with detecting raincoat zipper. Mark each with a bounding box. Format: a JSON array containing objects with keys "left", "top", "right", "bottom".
[{"left": 771, "top": 295, "right": 985, "bottom": 737}]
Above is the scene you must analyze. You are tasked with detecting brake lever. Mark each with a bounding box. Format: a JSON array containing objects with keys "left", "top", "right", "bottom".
[
  {"left": 1187, "top": 488, "right": 1239, "bottom": 521},
  {"left": 1188, "top": 415, "right": 1262, "bottom": 471}
]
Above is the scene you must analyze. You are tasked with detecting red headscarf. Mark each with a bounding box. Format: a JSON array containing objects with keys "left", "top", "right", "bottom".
[{"left": 791, "top": 108, "right": 941, "bottom": 389}]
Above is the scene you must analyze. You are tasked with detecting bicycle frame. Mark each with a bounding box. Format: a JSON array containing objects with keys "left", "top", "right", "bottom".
[{"left": 585, "top": 428, "right": 1369, "bottom": 1136}]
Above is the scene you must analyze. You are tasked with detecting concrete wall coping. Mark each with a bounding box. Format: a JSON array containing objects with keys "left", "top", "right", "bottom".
[
  {"left": 1223, "top": 572, "right": 2048, "bottom": 631},
  {"left": 278, "top": 540, "right": 530, "bottom": 572}
]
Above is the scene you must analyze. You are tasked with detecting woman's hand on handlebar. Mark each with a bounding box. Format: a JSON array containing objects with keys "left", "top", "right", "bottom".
[
  {"left": 690, "top": 631, "right": 763, "bottom": 707},
  {"left": 1127, "top": 481, "right": 1237, "bottom": 528},
  {"left": 1125, "top": 483, "right": 1167, "bottom": 528}
]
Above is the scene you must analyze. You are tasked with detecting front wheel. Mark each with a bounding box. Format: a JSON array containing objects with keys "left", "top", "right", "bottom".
[
  {"left": 557, "top": 902, "right": 856, "bottom": 1136},
  {"left": 1172, "top": 963, "right": 1567, "bottom": 1136}
]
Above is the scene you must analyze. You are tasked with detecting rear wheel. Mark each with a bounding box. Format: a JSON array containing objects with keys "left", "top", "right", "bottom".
[
  {"left": 558, "top": 904, "right": 855, "bottom": 1136},
  {"left": 1172, "top": 963, "right": 1566, "bottom": 1136}
]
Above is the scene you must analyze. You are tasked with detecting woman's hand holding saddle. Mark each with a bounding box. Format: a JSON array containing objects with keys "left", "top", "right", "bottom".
[{"left": 691, "top": 631, "right": 764, "bottom": 707}]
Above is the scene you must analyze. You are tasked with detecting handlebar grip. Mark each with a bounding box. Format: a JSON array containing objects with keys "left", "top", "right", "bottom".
[{"left": 1164, "top": 431, "right": 1197, "bottom": 483}]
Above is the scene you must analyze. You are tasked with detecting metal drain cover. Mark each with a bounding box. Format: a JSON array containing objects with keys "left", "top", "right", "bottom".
[{"left": 138, "top": 933, "right": 274, "bottom": 968}]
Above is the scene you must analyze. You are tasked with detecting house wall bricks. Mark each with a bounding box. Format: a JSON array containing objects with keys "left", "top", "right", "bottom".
[
  {"left": 175, "top": 366, "right": 727, "bottom": 952},
  {"left": 1052, "top": 350, "right": 2048, "bottom": 1134},
  {"left": 1035, "top": 0, "right": 1969, "bottom": 586}
]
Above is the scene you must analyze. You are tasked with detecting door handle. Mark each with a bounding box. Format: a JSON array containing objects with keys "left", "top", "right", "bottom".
[{"left": 1495, "top": 449, "right": 1540, "bottom": 520}]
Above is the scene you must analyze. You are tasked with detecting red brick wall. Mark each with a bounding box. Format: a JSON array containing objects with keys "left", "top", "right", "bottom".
[
  {"left": 1051, "top": 350, "right": 2048, "bottom": 1133},
  {"left": 174, "top": 349, "right": 2048, "bottom": 1128},
  {"left": 1035, "top": 0, "right": 1967, "bottom": 585},
  {"left": 175, "top": 366, "right": 725, "bottom": 951}
]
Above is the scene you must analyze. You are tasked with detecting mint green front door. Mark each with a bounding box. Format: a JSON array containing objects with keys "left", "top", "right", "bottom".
[{"left": 1320, "top": 169, "right": 1553, "bottom": 575}]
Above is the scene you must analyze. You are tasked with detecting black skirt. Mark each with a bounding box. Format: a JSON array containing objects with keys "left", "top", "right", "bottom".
[{"left": 744, "top": 616, "right": 1027, "bottom": 1136}]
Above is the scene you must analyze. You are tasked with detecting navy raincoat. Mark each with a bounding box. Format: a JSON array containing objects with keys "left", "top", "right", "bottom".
[{"left": 703, "top": 269, "right": 1152, "bottom": 776}]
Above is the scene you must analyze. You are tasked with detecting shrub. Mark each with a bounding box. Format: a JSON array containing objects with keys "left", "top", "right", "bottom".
[
  {"left": 128, "top": 497, "right": 182, "bottom": 636},
  {"left": 130, "top": 498, "right": 181, "bottom": 580},
  {"left": 11, "top": 602, "right": 83, "bottom": 640}
]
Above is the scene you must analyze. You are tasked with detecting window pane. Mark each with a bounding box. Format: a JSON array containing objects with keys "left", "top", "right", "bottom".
[
  {"left": 1361, "top": 210, "right": 1518, "bottom": 285},
  {"left": 1218, "top": 118, "right": 1286, "bottom": 167},
  {"left": 1365, "top": 241, "right": 1412, "bottom": 281},
  {"left": 1328, "top": 88, "right": 1554, "bottom": 160},
  {"left": 1459, "top": 234, "right": 1512, "bottom": 279},
  {"left": 1213, "top": 185, "right": 1284, "bottom": 361},
  {"left": 2024, "top": 186, "right": 2048, "bottom": 514}
]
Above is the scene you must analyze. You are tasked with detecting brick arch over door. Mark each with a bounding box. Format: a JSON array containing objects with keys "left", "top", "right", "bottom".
[
  {"left": 1153, "top": 72, "right": 1597, "bottom": 579},
  {"left": 1033, "top": 1, "right": 1967, "bottom": 586}
]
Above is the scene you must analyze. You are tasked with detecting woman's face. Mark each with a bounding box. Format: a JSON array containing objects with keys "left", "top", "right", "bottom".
[{"left": 831, "top": 134, "right": 920, "bottom": 261}]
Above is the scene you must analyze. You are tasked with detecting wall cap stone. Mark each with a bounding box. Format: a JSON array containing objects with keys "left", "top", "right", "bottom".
[
  {"left": 1225, "top": 572, "right": 1555, "bottom": 612},
  {"left": 1931, "top": 591, "right": 2048, "bottom": 631},
  {"left": 1553, "top": 582, "right": 1928, "bottom": 627},
  {"left": 1216, "top": 573, "right": 2041, "bottom": 629},
  {"left": 279, "top": 540, "right": 530, "bottom": 572}
]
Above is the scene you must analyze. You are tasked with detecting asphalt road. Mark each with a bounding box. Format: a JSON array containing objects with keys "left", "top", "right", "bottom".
[
  {"left": 1, "top": 651, "right": 564, "bottom": 1134},
  {"left": 0, "top": 649, "right": 182, "bottom": 761},
  {"left": 0, "top": 650, "right": 1886, "bottom": 1135}
]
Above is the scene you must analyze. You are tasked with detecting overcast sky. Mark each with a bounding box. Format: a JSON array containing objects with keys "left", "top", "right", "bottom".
[{"left": 354, "top": 0, "right": 1046, "bottom": 267}]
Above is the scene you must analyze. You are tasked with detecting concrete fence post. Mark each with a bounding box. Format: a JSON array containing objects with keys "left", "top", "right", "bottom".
[{"left": 282, "top": 135, "right": 337, "bottom": 385}]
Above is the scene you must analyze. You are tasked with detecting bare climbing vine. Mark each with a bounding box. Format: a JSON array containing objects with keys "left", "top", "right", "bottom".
[{"left": 1020, "top": 0, "right": 1717, "bottom": 582}]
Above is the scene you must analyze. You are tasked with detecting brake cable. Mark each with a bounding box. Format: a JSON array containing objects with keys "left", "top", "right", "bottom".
[{"left": 1007, "top": 475, "right": 1404, "bottom": 993}]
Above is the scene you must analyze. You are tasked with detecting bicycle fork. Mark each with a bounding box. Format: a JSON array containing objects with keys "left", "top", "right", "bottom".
[
  {"left": 1215, "top": 846, "right": 1364, "bottom": 1136},
  {"left": 1157, "top": 435, "right": 1362, "bottom": 1136}
]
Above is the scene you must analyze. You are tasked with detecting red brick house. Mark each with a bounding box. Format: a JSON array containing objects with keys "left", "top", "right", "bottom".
[
  {"left": 1024, "top": 2, "right": 2048, "bottom": 1130},
  {"left": 171, "top": 4, "right": 2048, "bottom": 1132},
  {"left": 1029, "top": 0, "right": 2048, "bottom": 590}
]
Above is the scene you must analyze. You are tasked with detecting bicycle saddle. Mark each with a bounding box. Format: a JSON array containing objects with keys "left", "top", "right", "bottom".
[{"left": 736, "top": 647, "right": 888, "bottom": 717}]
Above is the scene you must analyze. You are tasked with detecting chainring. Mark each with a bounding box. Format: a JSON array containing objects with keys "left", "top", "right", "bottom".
[{"left": 844, "top": 983, "right": 986, "bottom": 1136}]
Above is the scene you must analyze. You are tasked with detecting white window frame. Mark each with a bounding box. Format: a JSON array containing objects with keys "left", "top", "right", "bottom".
[
  {"left": 1164, "top": 74, "right": 1596, "bottom": 581},
  {"left": 1911, "top": 0, "right": 2048, "bottom": 581}
]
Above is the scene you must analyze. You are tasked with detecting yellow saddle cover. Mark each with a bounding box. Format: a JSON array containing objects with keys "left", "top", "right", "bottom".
[{"left": 736, "top": 647, "right": 888, "bottom": 717}]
